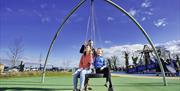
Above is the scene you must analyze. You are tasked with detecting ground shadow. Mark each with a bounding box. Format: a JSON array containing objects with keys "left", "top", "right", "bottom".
[
  {"left": 120, "top": 82, "right": 180, "bottom": 87},
  {"left": 88, "top": 82, "right": 180, "bottom": 87},
  {"left": 0, "top": 80, "right": 40, "bottom": 83},
  {"left": 0, "top": 83, "right": 72, "bottom": 86},
  {"left": 1, "top": 82, "right": 179, "bottom": 87},
  {"left": 0, "top": 87, "right": 73, "bottom": 91}
]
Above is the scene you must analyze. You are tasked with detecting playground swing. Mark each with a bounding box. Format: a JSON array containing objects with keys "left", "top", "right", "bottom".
[
  {"left": 77, "top": 0, "right": 114, "bottom": 91},
  {"left": 41, "top": 0, "right": 168, "bottom": 88}
]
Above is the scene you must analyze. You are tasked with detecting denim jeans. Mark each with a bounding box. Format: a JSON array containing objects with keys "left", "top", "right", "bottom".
[{"left": 73, "top": 69, "right": 92, "bottom": 90}]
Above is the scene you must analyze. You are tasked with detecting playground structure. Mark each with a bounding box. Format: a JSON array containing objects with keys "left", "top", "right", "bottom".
[
  {"left": 126, "top": 45, "right": 180, "bottom": 76},
  {"left": 41, "top": 0, "right": 167, "bottom": 87}
]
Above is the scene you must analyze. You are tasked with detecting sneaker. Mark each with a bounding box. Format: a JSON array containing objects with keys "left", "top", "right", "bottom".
[
  {"left": 80, "top": 89, "right": 84, "bottom": 91},
  {"left": 73, "top": 89, "right": 80, "bottom": 91},
  {"left": 104, "top": 83, "right": 108, "bottom": 88},
  {"left": 88, "top": 87, "right": 92, "bottom": 90}
]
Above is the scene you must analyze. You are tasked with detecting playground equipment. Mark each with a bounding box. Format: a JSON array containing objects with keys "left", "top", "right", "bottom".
[
  {"left": 166, "top": 65, "right": 176, "bottom": 74},
  {"left": 41, "top": 0, "right": 167, "bottom": 86},
  {"left": 127, "top": 45, "right": 179, "bottom": 77},
  {"left": 127, "top": 45, "right": 156, "bottom": 73},
  {"left": 78, "top": 72, "right": 113, "bottom": 91}
]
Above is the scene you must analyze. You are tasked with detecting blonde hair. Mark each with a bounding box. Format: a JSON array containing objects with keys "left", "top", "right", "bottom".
[
  {"left": 97, "top": 48, "right": 103, "bottom": 53},
  {"left": 84, "top": 45, "right": 93, "bottom": 55}
]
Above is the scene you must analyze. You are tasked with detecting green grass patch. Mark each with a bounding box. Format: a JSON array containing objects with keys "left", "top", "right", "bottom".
[{"left": 0, "top": 75, "right": 179, "bottom": 91}]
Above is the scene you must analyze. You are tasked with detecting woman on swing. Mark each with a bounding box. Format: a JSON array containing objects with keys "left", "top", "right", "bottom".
[{"left": 73, "top": 45, "right": 94, "bottom": 91}]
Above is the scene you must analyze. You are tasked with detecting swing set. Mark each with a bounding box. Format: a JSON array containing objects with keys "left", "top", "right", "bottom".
[{"left": 41, "top": 0, "right": 167, "bottom": 88}]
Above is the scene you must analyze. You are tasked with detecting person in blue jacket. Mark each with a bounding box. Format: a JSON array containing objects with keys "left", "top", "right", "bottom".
[{"left": 93, "top": 48, "right": 112, "bottom": 88}]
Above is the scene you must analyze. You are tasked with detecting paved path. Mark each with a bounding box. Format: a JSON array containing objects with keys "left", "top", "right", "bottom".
[{"left": 112, "top": 72, "right": 180, "bottom": 80}]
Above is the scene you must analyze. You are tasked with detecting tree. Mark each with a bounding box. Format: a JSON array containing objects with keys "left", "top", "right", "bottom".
[
  {"left": 8, "top": 38, "right": 24, "bottom": 67},
  {"left": 132, "top": 56, "right": 138, "bottom": 66},
  {"left": 124, "top": 52, "right": 129, "bottom": 72},
  {"left": 19, "top": 61, "right": 24, "bottom": 72},
  {"left": 39, "top": 53, "right": 43, "bottom": 70},
  {"left": 111, "top": 55, "right": 118, "bottom": 71},
  {"left": 176, "top": 55, "right": 180, "bottom": 67},
  {"left": 107, "top": 58, "right": 112, "bottom": 70}
]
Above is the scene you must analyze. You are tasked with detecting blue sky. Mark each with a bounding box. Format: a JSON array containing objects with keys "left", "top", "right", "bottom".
[{"left": 0, "top": 0, "right": 179, "bottom": 66}]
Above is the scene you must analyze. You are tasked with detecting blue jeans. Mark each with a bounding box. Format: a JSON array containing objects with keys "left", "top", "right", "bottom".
[{"left": 73, "top": 69, "right": 92, "bottom": 90}]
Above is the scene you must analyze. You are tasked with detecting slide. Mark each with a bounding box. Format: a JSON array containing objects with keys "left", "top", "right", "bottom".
[{"left": 166, "top": 65, "right": 176, "bottom": 74}]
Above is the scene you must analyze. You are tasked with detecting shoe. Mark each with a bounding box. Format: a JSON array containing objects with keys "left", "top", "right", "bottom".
[
  {"left": 73, "top": 89, "right": 80, "bottom": 91},
  {"left": 104, "top": 83, "right": 108, "bottom": 88},
  {"left": 80, "top": 89, "right": 85, "bottom": 91},
  {"left": 88, "top": 87, "right": 92, "bottom": 90}
]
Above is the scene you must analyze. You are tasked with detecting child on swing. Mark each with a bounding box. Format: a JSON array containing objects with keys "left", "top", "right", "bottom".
[
  {"left": 93, "top": 48, "right": 112, "bottom": 88},
  {"left": 73, "top": 45, "right": 93, "bottom": 91}
]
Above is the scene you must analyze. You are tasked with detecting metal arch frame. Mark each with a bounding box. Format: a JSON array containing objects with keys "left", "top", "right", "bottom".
[
  {"left": 41, "top": 0, "right": 86, "bottom": 83},
  {"left": 105, "top": 0, "right": 167, "bottom": 86},
  {"left": 41, "top": 0, "right": 167, "bottom": 86}
]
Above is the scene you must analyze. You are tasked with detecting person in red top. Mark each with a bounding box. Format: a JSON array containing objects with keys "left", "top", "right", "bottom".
[{"left": 73, "top": 45, "right": 93, "bottom": 91}]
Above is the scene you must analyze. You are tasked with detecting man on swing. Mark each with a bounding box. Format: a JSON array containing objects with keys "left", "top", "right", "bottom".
[{"left": 80, "top": 40, "right": 96, "bottom": 57}]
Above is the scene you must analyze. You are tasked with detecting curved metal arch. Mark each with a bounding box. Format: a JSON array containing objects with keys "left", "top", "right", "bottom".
[
  {"left": 41, "top": 0, "right": 86, "bottom": 83},
  {"left": 42, "top": 0, "right": 167, "bottom": 86},
  {"left": 105, "top": 0, "right": 167, "bottom": 86}
]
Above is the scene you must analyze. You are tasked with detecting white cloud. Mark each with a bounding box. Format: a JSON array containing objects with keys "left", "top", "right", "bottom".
[
  {"left": 41, "top": 17, "right": 51, "bottom": 23},
  {"left": 103, "top": 44, "right": 144, "bottom": 66},
  {"left": 40, "top": 3, "right": 48, "bottom": 9},
  {"left": 70, "top": 14, "right": 84, "bottom": 22},
  {"left": 23, "top": 56, "right": 41, "bottom": 64},
  {"left": 103, "top": 44, "right": 144, "bottom": 57},
  {"left": 139, "top": 0, "right": 154, "bottom": 22},
  {"left": 33, "top": 10, "right": 51, "bottom": 23},
  {"left": 128, "top": 9, "right": 137, "bottom": 17},
  {"left": 150, "top": 8, "right": 154, "bottom": 12},
  {"left": 141, "top": 0, "right": 151, "bottom": 8},
  {"left": 33, "top": 10, "right": 42, "bottom": 17},
  {"left": 104, "top": 40, "right": 112, "bottom": 44},
  {"left": 156, "top": 40, "right": 180, "bottom": 55},
  {"left": 107, "top": 16, "right": 115, "bottom": 22},
  {"left": 18, "top": 9, "right": 25, "bottom": 12},
  {"left": 6, "top": 8, "right": 13, "bottom": 12},
  {"left": 144, "top": 11, "right": 153, "bottom": 15},
  {"left": 154, "top": 18, "right": 167, "bottom": 27},
  {"left": 141, "top": 17, "right": 146, "bottom": 21}
]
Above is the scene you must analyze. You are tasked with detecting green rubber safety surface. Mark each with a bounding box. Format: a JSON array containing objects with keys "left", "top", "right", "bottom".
[{"left": 0, "top": 76, "right": 179, "bottom": 91}]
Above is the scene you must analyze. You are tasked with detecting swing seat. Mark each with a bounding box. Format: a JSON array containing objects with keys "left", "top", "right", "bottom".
[
  {"left": 77, "top": 73, "right": 106, "bottom": 79},
  {"left": 85, "top": 73, "right": 105, "bottom": 78},
  {"left": 78, "top": 73, "right": 114, "bottom": 91}
]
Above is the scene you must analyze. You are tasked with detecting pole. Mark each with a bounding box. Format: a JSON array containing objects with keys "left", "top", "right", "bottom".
[
  {"left": 105, "top": 0, "right": 167, "bottom": 86},
  {"left": 41, "top": 0, "right": 87, "bottom": 83}
]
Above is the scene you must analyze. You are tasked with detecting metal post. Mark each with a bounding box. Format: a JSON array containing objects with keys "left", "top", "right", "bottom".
[
  {"left": 41, "top": 0, "right": 87, "bottom": 83},
  {"left": 105, "top": 0, "right": 167, "bottom": 86}
]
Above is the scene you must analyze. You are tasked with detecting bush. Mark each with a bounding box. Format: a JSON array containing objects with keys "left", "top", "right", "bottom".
[{"left": 0, "top": 71, "right": 72, "bottom": 79}]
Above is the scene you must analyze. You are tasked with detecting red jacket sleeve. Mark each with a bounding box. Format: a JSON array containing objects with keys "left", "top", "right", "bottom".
[{"left": 79, "top": 55, "right": 83, "bottom": 68}]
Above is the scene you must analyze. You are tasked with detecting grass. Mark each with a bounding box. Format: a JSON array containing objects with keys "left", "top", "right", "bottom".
[{"left": 0, "top": 73, "right": 179, "bottom": 91}]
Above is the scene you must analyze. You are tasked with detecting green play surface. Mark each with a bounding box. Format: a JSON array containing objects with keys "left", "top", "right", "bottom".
[{"left": 0, "top": 75, "right": 179, "bottom": 91}]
